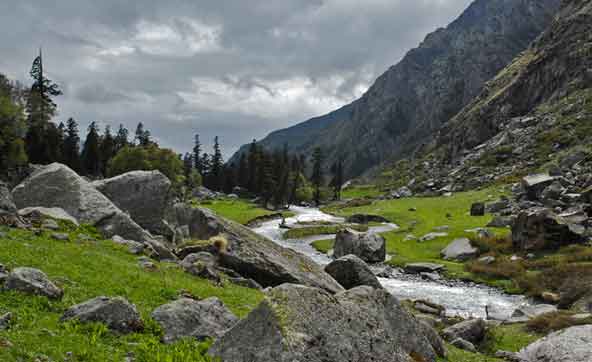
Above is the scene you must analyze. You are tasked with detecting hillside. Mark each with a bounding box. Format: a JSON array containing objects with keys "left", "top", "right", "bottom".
[{"left": 230, "top": 0, "right": 561, "bottom": 178}]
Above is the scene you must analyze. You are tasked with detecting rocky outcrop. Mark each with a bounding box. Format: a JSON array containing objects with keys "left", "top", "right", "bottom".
[
  {"left": 169, "top": 205, "right": 343, "bottom": 293},
  {"left": 0, "top": 182, "right": 16, "bottom": 215},
  {"left": 12, "top": 163, "right": 151, "bottom": 241},
  {"left": 61, "top": 296, "right": 143, "bottom": 333},
  {"left": 442, "top": 318, "right": 486, "bottom": 345},
  {"left": 18, "top": 207, "right": 79, "bottom": 226},
  {"left": 152, "top": 298, "right": 238, "bottom": 344},
  {"left": 231, "top": 0, "right": 560, "bottom": 178},
  {"left": 4, "top": 267, "right": 63, "bottom": 300},
  {"left": 333, "top": 228, "right": 386, "bottom": 263},
  {"left": 92, "top": 171, "right": 173, "bottom": 238},
  {"left": 512, "top": 208, "right": 588, "bottom": 251},
  {"left": 210, "top": 284, "right": 445, "bottom": 362},
  {"left": 324, "top": 255, "right": 383, "bottom": 290},
  {"left": 470, "top": 202, "right": 485, "bottom": 216},
  {"left": 440, "top": 238, "right": 478, "bottom": 261},
  {"left": 509, "top": 304, "right": 557, "bottom": 323},
  {"left": 518, "top": 325, "right": 592, "bottom": 362}
]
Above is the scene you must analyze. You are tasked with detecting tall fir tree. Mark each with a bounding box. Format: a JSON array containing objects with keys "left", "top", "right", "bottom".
[
  {"left": 330, "top": 158, "right": 344, "bottom": 201},
  {"left": 82, "top": 121, "right": 101, "bottom": 176},
  {"left": 247, "top": 140, "right": 259, "bottom": 192},
  {"left": 62, "top": 117, "right": 81, "bottom": 171},
  {"left": 237, "top": 153, "right": 249, "bottom": 188},
  {"left": 100, "top": 125, "right": 116, "bottom": 175},
  {"left": 311, "top": 147, "right": 324, "bottom": 206},
  {"left": 25, "top": 49, "right": 62, "bottom": 164},
  {"left": 134, "top": 122, "right": 152, "bottom": 147},
  {"left": 114, "top": 124, "right": 129, "bottom": 153},
  {"left": 193, "top": 134, "right": 202, "bottom": 174},
  {"left": 209, "top": 136, "right": 224, "bottom": 191}
]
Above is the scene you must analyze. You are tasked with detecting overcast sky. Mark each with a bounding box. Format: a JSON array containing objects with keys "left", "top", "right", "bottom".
[{"left": 0, "top": 0, "right": 473, "bottom": 158}]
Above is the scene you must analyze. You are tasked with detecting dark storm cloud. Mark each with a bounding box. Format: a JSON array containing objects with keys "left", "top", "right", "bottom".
[{"left": 0, "top": 0, "right": 473, "bottom": 157}]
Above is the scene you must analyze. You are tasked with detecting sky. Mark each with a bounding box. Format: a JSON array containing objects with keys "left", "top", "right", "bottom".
[{"left": 0, "top": 0, "right": 473, "bottom": 158}]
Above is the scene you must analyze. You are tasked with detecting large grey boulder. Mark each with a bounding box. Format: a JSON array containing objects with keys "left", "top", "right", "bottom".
[
  {"left": 12, "top": 163, "right": 151, "bottom": 241},
  {"left": 512, "top": 208, "right": 588, "bottom": 251},
  {"left": 334, "top": 228, "right": 386, "bottom": 263},
  {"left": 61, "top": 296, "right": 143, "bottom": 333},
  {"left": 18, "top": 207, "right": 79, "bottom": 226},
  {"left": 5, "top": 267, "right": 63, "bottom": 300},
  {"left": 209, "top": 284, "right": 446, "bottom": 362},
  {"left": 324, "top": 255, "right": 382, "bottom": 290},
  {"left": 0, "top": 182, "right": 16, "bottom": 215},
  {"left": 518, "top": 325, "right": 592, "bottom": 362},
  {"left": 152, "top": 297, "right": 238, "bottom": 344},
  {"left": 169, "top": 205, "right": 343, "bottom": 294},
  {"left": 442, "top": 319, "right": 486, "bottom": 345},
  {"left": 92, "top": 171, "right": 173, "bottom": 238},
  {"left": 510, "top": 304, "right": 557, "bottom": 323},
  {"left": 404, "top": 263, "right": 445, "bottom": 274},
  {"left": 522, "top": 174, "right": 556, "bottom": 200},
  {"left": 440, "top": 238, "right": 478, "bottom": 261}
]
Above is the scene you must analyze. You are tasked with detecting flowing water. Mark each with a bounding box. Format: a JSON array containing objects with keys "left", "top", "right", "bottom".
[{"left": 252, "top": 206, "right": 529, "bottom": 319}]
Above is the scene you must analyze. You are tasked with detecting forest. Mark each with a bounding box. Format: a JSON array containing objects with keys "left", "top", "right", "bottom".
[{"left": 0, "top": 53, "right": 344, "bottom": 208}]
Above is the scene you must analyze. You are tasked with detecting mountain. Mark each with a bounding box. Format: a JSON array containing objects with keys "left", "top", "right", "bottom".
[
  {"left": 438, "top": 0, "right": 592, "bottom": 160},
  {"left": 230, "top": 0, "right": 561, "bottom": 178}
]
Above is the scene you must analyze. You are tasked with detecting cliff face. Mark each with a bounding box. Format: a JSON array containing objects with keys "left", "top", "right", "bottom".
[
  {"left": 438, "top": 0, "right": 592, "bottom": 160},
  {"left": 230, "top": 0, "right": 561, "bottom": 177}
]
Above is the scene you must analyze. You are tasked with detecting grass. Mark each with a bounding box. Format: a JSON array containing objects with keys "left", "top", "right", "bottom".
[
  {"left": 283, "top": 224, "right": 368, "bottom": 239},
  {"left": 341, "top": 185, "right": 382, "bottom": 199},
  {"left": 321, "top": 187, "right": 511, "bottom": 284},
  {"left": 0, "top": 224, "right": 263, "bottom": 362},
  {"left": 311, "top": 238, "right": 334, "bottom": 253},
  {"left": 195, "top": 198, "right": 294, "bottom": 225},
  {"left": 526, "top": 311, "right": 592, "bottom": 334}
]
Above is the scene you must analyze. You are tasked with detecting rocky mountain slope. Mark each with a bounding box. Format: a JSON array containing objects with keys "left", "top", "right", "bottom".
[{"left": 231, "top": 0, "right": 561, "bottom": 177}]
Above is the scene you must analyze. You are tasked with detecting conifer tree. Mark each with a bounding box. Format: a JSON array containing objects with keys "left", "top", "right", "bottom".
[
  {"left": 100, "top": 125, "right": 116, "bottom": 175},
  {"left": 238, "top": 153, "right": 249, "bottom": 188},
  {"left": 193, "top": 134, "right": 202, "bottom": 174},
  {"left": 209, "top": 136, "right": 224, "bottom": 190},
  {"left": 82, "top": 121, "right": 101, "bottom": 176},
  {"left": 311, "top": 147, "right": 324, "bottom": 206},
  {"left": 247, "top": 140, "right": 259, "bottom": 192},
  {"left": 135, "top": 122, "right": 152, "bottom": 147},
  {"left": 114, "top": 124, "right": 129, "bottom": 153},
  {"left": 62, "top": 117, "right": 81, "bottom": 171},
  {"left": 330, "top": 158, "right": 344, "bottom": 201}
]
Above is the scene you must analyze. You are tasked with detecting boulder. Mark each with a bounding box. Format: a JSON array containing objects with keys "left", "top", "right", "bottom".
[
  {"left": 5, "top": 267, "right": 63, "bottom": 300},
  {"left": 169, "top": 206, "right": 343, "bottom": 293},
  {"left": 397, "top": 186, "right": 413, "bottom": 198},
  {"left": 18, "top": 207, "right": 79, "bottom": 226},
  {"left": 144, "top": 239, "right": 177, "bottom": 261},
  {"left": 0, "top": 182, "right": 16, "bottom": 215},
  {"left": 0, "top": 312, "right": 11, "bottom": 330},
  {"left": 509, "top": 304, "right": 557, "bottom": 323},
  {"left": 92, "top": 171, "right": 173, "bottom": 238},
  {"left": 442, "top": 319, "right": 486, "bottom": 344},
  {"left": 193, "top": 186, "right": 217, "bottom": 200},
  {"left": 345, "top": 214, "right": 389, "bottom": 224},
  {"left": 440, "top": 238, "right": 478, "bottom": 261},
  {"left": 487, "top": 216, "right": 513, "bottom": 228},
  {"left": 485, "top": 199, "right": 510, "bottom": 214},
  {"left": 470, "top": 202, "right": 485, "bottom": 216},
  {"left": 209, "top": 284, "right": 445, "bottom": 362},
  {"left": 541, "top": 181, "right": 566, "bottom": 201},
  {"left": 511, "top": 208, "right": 588, "bottom": 251},
  {"left": 572, "top": 293, "right": 592, "bottom": 313},
  {"left": 522, "top": 174, "right": 556, "bottom": 200},
  {"left": 451, "top": 338, "right": 476, "bottom": 353},
  {"left": 324, "top": 255, "right": 383, "bottom": 290},
  {"left": 334, "top": 228, "right": 386, "bottom": 263},
  {"left": 518, "top": 325, "right": 592, "bottom": 362},
  {"left": 152, "top": 297, "right": 238, "bottom": 344},
  {"left": 404, "top": 263, "right": 445, "bottom": 274},
  {"left": 61, "top": 296, "right": 143, "bottom": 333},
  {"left": 12, "top": 163, "right": 151, "bottom": 241},
  {"left": 420, "top": 232, "right": 449, "bottom": 242}
]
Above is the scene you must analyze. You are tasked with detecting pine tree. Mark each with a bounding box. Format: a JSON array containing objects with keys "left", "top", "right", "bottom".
[
  {"left": 223, "top": 165, "right": 236, "bottom": 194},
  {"left": 209, "top": 136, "right": 224, "bottom": 191},
  {"left": 44, "top": 122, "right": 63, "bottom": 163},
  {"left": 330, "top": 158, "right": 344, "bottom": 201},
  {"left": 82, "top": 122, "right": 101, "bottom": 176},
  {"left": 62, "top": 117, "right": 81, "bottom": 171},
  {"left": 311, "top": 147, "right": 324, "bottom": 206},
  {"left": 114, "top": 124, "right": 129, "bottom": 153},
  {"left": 200, "top": 152, "right": 211, "bottom": 186},
  {"left": 238, "top": 153, "right": 249, "bottom": 188},
  {"left": 247, "top": 140, "right": 259, "bottom": 192},
  {"left": 135, "top": 122, "right": 152, "bottom": 147},
  {"left": 260, "top": 152, "right": 275, "bottom": 207},
  {"left": 25, "top": 49, "right": 62, "bottom": 164},
  {"left": 100, "top": 125, "right": 116, "bottom": 175},
  {"left": 182, "top": 152, "right": 194, "bottom": 181},
  {"left": 193, "top": 134, "right": 202, "bottom": 174}
]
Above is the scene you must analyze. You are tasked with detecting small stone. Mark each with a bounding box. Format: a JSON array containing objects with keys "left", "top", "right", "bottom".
[
  {"left": 61, "top": 296, "right": 143, "bottom": 333},
  {"left": 541, "top": 292, "right": 560, "bottom": 304},
  {"left": 51, "top": 233, "right": 69, "bottom": 241},
  {"left": 5, "top": 267, "right": 63, "bottom": 300},
  {"left": 0, "top": 312, "right": 12, "bottom": 330},
  {"left": 478, "top": 256, "right": 496, "bottom": 264},
  {"left": 451, "top": 338, "right": 476, "bottom": 353},
  {"left": 41, "top": 219, "right": 60, "bottom": 230}
]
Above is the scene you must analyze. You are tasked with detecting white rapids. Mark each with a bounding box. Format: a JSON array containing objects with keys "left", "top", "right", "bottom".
[{"left": 252, "top": 205, "right": 529, "bottom": 319}]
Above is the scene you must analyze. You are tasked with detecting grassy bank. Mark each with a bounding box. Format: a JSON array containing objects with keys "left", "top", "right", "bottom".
[
  {"left": 320, "top": 187, "right": 518, "bottom": 290},
  {"left": 0, "top": 224, "right": 263, "bottom": 362},
  {"left": 196, "top": 198, "right": 294, "bottom": 225}
]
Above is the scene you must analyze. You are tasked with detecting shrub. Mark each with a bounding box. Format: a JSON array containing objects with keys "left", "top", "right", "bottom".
[
  {"left": 466, "top": 258, "right": 525, "bottom": 279},
  {"left": 526, "top": 311, "right": 592, "bottom": 334},
  {"left": 470, "top": 235, "right": 514, "bottom": 255}
]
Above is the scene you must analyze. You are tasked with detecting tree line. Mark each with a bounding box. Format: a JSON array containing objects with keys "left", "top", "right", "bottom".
[{"left": 0, "top": 51, "right": 345, "bottom": 207}]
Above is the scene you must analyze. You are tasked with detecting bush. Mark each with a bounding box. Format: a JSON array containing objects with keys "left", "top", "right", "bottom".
[
  {"left": 466, "top": 258, "right": 525, "bottom": 279},
  {"left": 107, "top": 145, "right": 184, "bottom": 184},
  {"left": 470, "top": 235, "right": 514, "bottom": 255}
]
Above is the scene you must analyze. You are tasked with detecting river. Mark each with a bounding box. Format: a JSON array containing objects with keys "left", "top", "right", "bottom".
[{"left": 252, "top": 205, "right": 529, "bottom": 320}]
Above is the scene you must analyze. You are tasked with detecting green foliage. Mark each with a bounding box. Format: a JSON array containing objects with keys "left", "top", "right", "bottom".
[
  {"left": 0, "top": 225, "right": 262, "bottom": 362},
  {"left": 526, "top": 312, "right": 592, "bottom": 334},
  {"left": 196, "top": 198, "right": 294, "bottom": 225},
  {"left": 108, "top": 144, "right": 183, "bottom": 183},
  {"left": 283, "top": 224, "right": 368, "bottom": 239}
]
